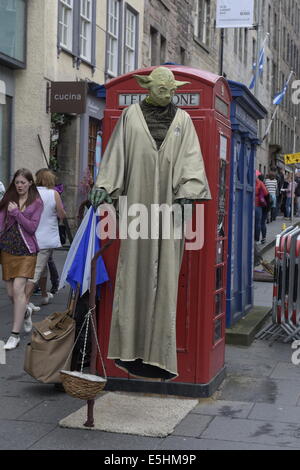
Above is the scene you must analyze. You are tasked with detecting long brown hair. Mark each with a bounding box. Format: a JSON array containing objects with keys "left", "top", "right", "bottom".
[{"left": 0, "top": 168, "right": 41, "bottom": 213}]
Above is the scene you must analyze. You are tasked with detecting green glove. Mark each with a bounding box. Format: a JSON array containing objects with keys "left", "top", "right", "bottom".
[{"left": 88, "top": 187, "right": 113, "bottom": 209}]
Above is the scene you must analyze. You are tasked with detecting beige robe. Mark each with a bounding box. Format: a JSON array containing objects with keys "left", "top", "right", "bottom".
[{"left": 96, "top": 103, "right": 211, "bottom": 377}]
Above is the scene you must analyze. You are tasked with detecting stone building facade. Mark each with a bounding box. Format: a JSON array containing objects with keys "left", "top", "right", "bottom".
[
  {"left": 142, "top": 0, "right": 300, "bottom": 175},
  {"left": 0, "top": 0, "right": 144, "bottom": 227}
]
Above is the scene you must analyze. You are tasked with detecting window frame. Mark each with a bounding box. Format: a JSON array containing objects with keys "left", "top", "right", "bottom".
[
  {"left": 193, "top": 0, "right": 211, "bottom": 51},
  {"left": 123, "top": 4, "right": 138, "bottom": 74},
  {"left": 57, "top": 0, "right": 96, "bottom": 69},
  {"left": 106, "top": 0, "right": 122, "bottom": 78},
  {"left": 58, "top": 0, "right": 74, "bottom": 52},
  {"left": 79, "top": 0, "right": 93, "bottom": 62}
]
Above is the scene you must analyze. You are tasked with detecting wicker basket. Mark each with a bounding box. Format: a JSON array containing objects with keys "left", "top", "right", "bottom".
[{"left": 60, "top": 370, "right": 107, "bottom": 400}]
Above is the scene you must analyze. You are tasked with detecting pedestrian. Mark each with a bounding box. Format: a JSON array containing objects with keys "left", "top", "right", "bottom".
[
  {"left": 294, "top": 179, "right": 300, "bottom": 216},
  {"left": 276, "top": 169, "right": 285, "bottom": 216},
  {"left": 264, "top": 172, "right": 278, "bottom": 222},
  {"left": 25, "top": 168, "right": 66, "bottom": 315},
  {"left": 281, "top": 174, "right": 293, "bottom": 219},
  {"left": 0, "top": 169, "right": 43, "bottom": 350},
  {"left": 255, "top": 173, "right": 269, "bottom": 244}
]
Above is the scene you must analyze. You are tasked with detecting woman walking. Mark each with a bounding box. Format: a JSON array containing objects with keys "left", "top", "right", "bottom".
[
  {"left": 0, "top": 169, "right": 43, "bottom": 350},
  {"left": 25, "top": 168, "right": 66, "bottom": 309}
]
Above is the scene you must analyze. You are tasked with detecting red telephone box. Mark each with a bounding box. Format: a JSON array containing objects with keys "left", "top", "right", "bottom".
[{"left": 97, "top": 66, "right": 232, "bottom": 397}]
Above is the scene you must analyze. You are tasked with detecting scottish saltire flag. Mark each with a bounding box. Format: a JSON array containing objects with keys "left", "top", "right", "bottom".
[
  {"left": 249, "top": 46, "right": 265, "bottom": 90},
  {"left": 58, "top": 207, "right": 109, "bottom": 295},
  {"left": 273, "top": 79, "right": 289, "bottom": 105}
]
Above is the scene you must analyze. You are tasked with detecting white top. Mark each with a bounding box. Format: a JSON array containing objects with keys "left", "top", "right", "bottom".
[{"left": 35, "top": 187, "right": 61, "bottom": 249}]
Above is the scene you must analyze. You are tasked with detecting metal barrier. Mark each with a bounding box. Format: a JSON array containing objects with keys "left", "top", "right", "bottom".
[{"left": 257, "top": 225, "right": 300, "bottom": 343}]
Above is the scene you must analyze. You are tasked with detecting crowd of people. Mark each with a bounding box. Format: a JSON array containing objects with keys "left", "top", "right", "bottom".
[
  {"left": 0, "top": 168, "right": 66, "bottom": 350},
  {"left": 255, "top": 167, "right": 300, "bottom": 245}
]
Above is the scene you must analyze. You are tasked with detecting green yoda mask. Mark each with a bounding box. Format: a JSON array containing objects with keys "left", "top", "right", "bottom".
[{"left": 133, "top": 67, "right": 190, "bottom": 107}]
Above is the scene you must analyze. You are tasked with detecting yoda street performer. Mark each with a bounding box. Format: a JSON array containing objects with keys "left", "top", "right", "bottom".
[{"left": 89, "top": 67, "right": 211, "bottom": 380}]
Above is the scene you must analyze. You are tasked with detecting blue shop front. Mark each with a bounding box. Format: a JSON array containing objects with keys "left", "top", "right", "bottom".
[{"left": 226, "top": 81, "right": 267, "bottom": 327}]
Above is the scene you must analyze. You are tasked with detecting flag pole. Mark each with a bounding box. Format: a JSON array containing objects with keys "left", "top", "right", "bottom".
[
  {"left": 262, "top": 70, "right": 295, "bottom": 141},
  {"left": 262, "top": 107, "right": 279, "bottom": 142}
]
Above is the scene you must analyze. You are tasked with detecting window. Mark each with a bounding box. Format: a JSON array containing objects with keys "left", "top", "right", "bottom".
[
  {"left": 124, "top": 7, "right": 137, "bottom": 73},
  {"left": 107, "top": 0, "right": 120, "bottom": 76},
  {"left": 194, "top": 0, "right": 210, "bottom": 47},
  {"left": 58, "top": 0, "right": 96, "bottom": 66},
  {"left": 59, "top": 0, "right": 73, "bottom": 50},
  {"left": 160, "top": 35, "right": 166, "bottom": 64},
  {"left": 0, "top": 0, "right": 26, "bottom": 67},
  {"left": 150, "top": 27, "right": 158, "bottom": 65},
  {"left": 80, "top": 0, "right": 92, "bottom": 61}
]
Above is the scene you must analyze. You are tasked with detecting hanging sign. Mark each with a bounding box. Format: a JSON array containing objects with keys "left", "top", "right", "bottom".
[
  {"left": 216, "top": 0, "right": 254, "bottom": 28},
  {"left": 284, "top": 153, "right": 300, "bottom": 165},
  {"left": 50, "top": 81, "right": 87, "bottom": 113}
]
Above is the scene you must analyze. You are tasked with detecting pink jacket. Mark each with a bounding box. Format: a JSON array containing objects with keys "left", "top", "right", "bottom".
[{"left": 0, "top": 198, "right": 43, "bottom": 254}]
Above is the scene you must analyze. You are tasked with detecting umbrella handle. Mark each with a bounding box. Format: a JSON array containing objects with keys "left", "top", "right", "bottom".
[{"left": 89, "top": 239, "right": 114, "bottom": 308}]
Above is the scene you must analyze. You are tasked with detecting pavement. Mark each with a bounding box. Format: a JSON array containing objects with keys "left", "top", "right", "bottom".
[{"left": 1, "top": 223, "right": 300, "bottom": 451}]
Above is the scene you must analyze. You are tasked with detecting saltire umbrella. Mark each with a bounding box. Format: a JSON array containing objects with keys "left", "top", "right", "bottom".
[{"left": 58, "top": 206, "right": 109, "bottom": 295}]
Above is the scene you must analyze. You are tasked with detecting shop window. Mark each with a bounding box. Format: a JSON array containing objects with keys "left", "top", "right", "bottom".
[{"left": 0, "top": 0, "right": 26, "bottom": 68}]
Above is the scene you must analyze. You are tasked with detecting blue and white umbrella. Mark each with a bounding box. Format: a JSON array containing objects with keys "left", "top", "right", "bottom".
[{"left": 59, "top": 207, "right": 109, "bottom": 295}]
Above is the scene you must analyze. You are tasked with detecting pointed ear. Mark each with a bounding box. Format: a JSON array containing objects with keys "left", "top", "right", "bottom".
[
  {"left": 175, "top": 80, "right": 191, "bottom": 89},
  {"left": 133, "top": 75, "right": 153, "bottom": 89}
]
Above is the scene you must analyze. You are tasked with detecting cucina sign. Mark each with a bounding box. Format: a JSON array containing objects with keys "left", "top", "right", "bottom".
[
  {"left": 50, "top": 81, "right": 87, "bottom": 113},
  {"left": 54, "top": 93, "right": 82, "bottom": 101}
]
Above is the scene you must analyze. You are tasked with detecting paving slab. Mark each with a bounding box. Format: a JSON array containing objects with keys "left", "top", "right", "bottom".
[
  {"left": 0, "top": 420, "right": 56, "bottom": 450},
  {"left": 172, "top": 414, "right": 213, "bottom": 438},
  {"left": 218, "top": 376, "right": 278, "bottom": 403},
  {"left": 225, "top": 357, "right": 277, "bottom": 377},
  {"left": 270, "top": 362, "right": 300, "bottom": 380},
  {"left": 255, "top": 378, "right": 300, "bottom": 406},
  {"left": 16, "top": 398, "right": 84, "bottom": 424},
  {"left": 157, "top": 436, "right": 290, "bottom": 450},
  {"left": 192, "top": 399, "right": 254, "bottom": 419},
  {"left": 202, "top": 416, "right": 300, "bottom": 449},
  {"left": 29, "top": 428, "right": 162, "bottom": 450},
  {"left": 226, "top": 340, "right": 294, "bottom": 363},
  {"left": 248, "top": 403, "right": 300, "bottom": 424},
  {"left": 0, "top": 396, "right": 44, "bottom": 420}
]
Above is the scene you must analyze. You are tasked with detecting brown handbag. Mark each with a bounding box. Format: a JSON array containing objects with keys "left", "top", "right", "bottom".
[{"left": 24, "top": 309, "right": 76, "bottom": 384}]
